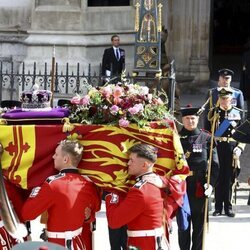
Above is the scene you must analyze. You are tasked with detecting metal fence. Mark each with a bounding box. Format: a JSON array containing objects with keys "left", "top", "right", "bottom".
[
  {"left": 0, "top": 60, "right": 176, "bottom": 110},
  {"left": 0, "top": 61, "right": 104, "bottom": 101}
]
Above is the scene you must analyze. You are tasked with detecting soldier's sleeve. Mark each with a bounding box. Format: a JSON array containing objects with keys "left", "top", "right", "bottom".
[
  {"left": 105, "top": 187, "right": 145, "bottom": 229},
  {"left": 83, "top": 182, "right": 102, "bottom": 223},
  {"left": 21, "top": 182, "right": 54, "bottom": 221},
  {"left": 237, "top": 142, "right": 246, "bottom": 152}
]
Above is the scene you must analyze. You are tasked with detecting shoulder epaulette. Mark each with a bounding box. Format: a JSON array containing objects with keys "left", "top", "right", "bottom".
[
  {"left": 133, "top": 179, "right": 147, "bottom": 189},
  {"left": 46, "top": 173, "right": 65, "bottom": 184}
]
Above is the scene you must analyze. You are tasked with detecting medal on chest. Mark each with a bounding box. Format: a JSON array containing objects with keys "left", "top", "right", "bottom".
[
  {"left": 193, "top": 143, "right": 202, "bottom": 152},
  {"left": 227, "top": 112, "right": 241, "bottom": 120}
]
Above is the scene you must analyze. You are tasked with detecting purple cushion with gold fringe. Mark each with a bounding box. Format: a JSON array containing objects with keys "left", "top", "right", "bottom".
[{"left": 1, "top": 107, "right": 69, "bottom": 125}]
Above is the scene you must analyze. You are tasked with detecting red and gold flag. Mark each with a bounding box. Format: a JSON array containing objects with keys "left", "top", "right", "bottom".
[{"left": 0, "top": 121, "right": 188, "bottom": 191}]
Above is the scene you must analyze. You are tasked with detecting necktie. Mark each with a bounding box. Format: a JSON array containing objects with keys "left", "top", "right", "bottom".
[{"left": 116, "top": 48, "right": 119, "bottom": 60}]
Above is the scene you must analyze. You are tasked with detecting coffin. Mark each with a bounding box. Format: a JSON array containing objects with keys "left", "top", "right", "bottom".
[{"left": 0, "top": 121, "right": 188, "bottom": 191}]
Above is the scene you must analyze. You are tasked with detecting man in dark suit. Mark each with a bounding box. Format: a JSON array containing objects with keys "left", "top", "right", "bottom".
[
  {"left": 101, "top": 34, "right": 125, "bottom": 83},
  {"left": 204, "top": 68, "right": 245, "bottom": 130}
]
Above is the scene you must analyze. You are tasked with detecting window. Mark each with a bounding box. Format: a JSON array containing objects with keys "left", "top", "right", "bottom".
[{"left": 88, "top": 0, "right": 130, "bottom": 6}]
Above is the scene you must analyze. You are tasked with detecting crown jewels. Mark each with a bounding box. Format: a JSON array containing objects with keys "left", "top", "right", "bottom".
[{"left": 21, "top": 88, "right": 52, "bottom": 109}]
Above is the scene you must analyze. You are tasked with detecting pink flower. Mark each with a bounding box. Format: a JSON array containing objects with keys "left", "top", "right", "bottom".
[
  {"left": 102, "top": 86, "right": 112, "bottom": 98},
  {"left": 128, "top": 103, "right": 144, "bottom": 115},
  {"left": 71, "top": 95, "right": 81, "bottom": 104},
  {"left": 119, "top": 118, "right": 130, "bottom": 127},
  {"left": 110, "top": 105, "right": 119, "bottom": 115},
  {"left": 80, "top": 95, "right": 90, "bottom": 105},
  {"left": 113, "top": 86, "right": 123, "bottom": 98}
]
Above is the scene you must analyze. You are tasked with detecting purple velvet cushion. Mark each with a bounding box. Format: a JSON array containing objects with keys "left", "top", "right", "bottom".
[
  {"left": 2, "top": 107, "right": 69, "bottom": 119},
  {"left": 1, "top": 108, "right": 70, "bottom": 125}
]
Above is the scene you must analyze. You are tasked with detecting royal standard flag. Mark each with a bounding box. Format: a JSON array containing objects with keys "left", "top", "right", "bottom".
[{"left": 0, "top": 121, "right": 188, "bottom": 191}]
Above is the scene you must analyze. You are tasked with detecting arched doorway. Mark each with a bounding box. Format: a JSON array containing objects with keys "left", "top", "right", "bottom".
[{"left": 210, "top": 0, "right": 250, "bottom": 81}]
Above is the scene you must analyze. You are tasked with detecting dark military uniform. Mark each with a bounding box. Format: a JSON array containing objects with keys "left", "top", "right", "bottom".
[
  {"left": 178, "top": 127, "right": 219, "bottom": 250},
  {"left": 206, "top": 106, "right": 244, "bottom": 216},
  {"left": 203, "top": 69, "right": 245, "bottom": 131}
]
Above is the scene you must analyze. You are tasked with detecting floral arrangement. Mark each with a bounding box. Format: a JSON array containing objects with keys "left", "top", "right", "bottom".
[{"left": 69, "top": 83, "right": 171, "bottom": 127}]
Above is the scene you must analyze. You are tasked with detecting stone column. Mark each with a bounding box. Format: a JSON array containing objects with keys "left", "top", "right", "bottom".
[
  {"left": 189, "top": 0, "right": 211, "bottom": 84},
  {"left": 165, "top": 0, "right": 211, "bottom": 85},
  {"left": 166, "top": 0, "right": 194, "bottom": 73}
]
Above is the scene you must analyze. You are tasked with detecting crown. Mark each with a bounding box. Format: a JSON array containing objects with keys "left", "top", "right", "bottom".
[{"left": 21, "top": 84, "right": 52, "bottom": 109}]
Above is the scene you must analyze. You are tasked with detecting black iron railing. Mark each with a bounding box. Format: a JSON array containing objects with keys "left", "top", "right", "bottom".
[
  {"left": 0, "top": 61, "right": 177, "bottom": 111},
  {"left": 0, "top": 61, "right": 104, "bottom": 101}
]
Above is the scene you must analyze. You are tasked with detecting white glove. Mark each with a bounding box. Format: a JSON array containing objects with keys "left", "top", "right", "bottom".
[
  {"left": 204, "top": 183, "right": 213, "bottom": 197},
  {"left": 233, "top": 147, "right": 242, "bottom": 158}
]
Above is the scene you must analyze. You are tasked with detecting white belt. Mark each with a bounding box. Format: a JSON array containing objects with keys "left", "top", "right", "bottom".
[
  {"left": 0, "top": 220, "right": 4, "bottom": 228},
  {"left": 47, "top": 227, "right": 82, "bottom": 239},
  {"left": 127, "top": 227, "right": 164, "bottom": 237}
]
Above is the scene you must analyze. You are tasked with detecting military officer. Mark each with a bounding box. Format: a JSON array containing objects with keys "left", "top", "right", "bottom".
[
  {"left": 22, "top": 139, "right": 101, "bottom": 249},
  {"left": 204, "top": 68, "right": 244, "bottom": 131},
  {"left": 178, "top": 106, "right": 219, "bottom": 250},
  {"left": 105, "top": 143, "right": 169, "bottom": 250},
  {"left": 205, "top": 88, "right": 245, "bottom": 217}
]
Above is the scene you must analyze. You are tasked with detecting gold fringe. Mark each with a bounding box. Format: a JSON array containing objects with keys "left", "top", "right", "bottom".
[
  {"left": 0, "top": 119, "right": 7, "bottom": 125},
  {"left": 62, "top": 118, "right": 74, "bottom": 132}
]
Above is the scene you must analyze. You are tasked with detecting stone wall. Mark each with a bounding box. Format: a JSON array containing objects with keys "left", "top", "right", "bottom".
[
  {"left": 0, "top": 0, "right": 212, "bottom": 88},
  {"left": 0, "top": 0, "right": 31, "bottom": 64}
]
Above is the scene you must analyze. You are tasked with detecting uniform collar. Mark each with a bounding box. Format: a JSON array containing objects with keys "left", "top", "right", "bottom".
[
  {"left": 60, "top": 168, "right": 79, "bottom": 174},
  {"left": 219, "top": 106, "right": 233, "bottom": 111},
  {"left": 180, "top": 127, "right": 200, "bottom": 136},
  {"left": 135, "top": 171, "right": 154, "bottom": 181}
]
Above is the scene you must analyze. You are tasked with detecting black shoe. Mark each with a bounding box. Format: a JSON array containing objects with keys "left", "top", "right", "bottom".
[
  {"left": 225, "top": 210, "right": 235, "bottom": 217},
  {"left": 212, "top": 210, "right": 221, "bottom": 216}
]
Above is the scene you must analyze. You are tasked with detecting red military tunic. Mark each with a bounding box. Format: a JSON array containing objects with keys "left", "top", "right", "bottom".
[
  {"left": 22, "top": 168, "right": 101, "bottom": 249},
  {"left": 106, "top": 177, "right": 168, "bottom": 250}
]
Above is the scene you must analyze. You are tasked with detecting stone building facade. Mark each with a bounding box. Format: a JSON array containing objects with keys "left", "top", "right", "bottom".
[{"left": 0, "top": 0, "right": 211, "bottom": 85}]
